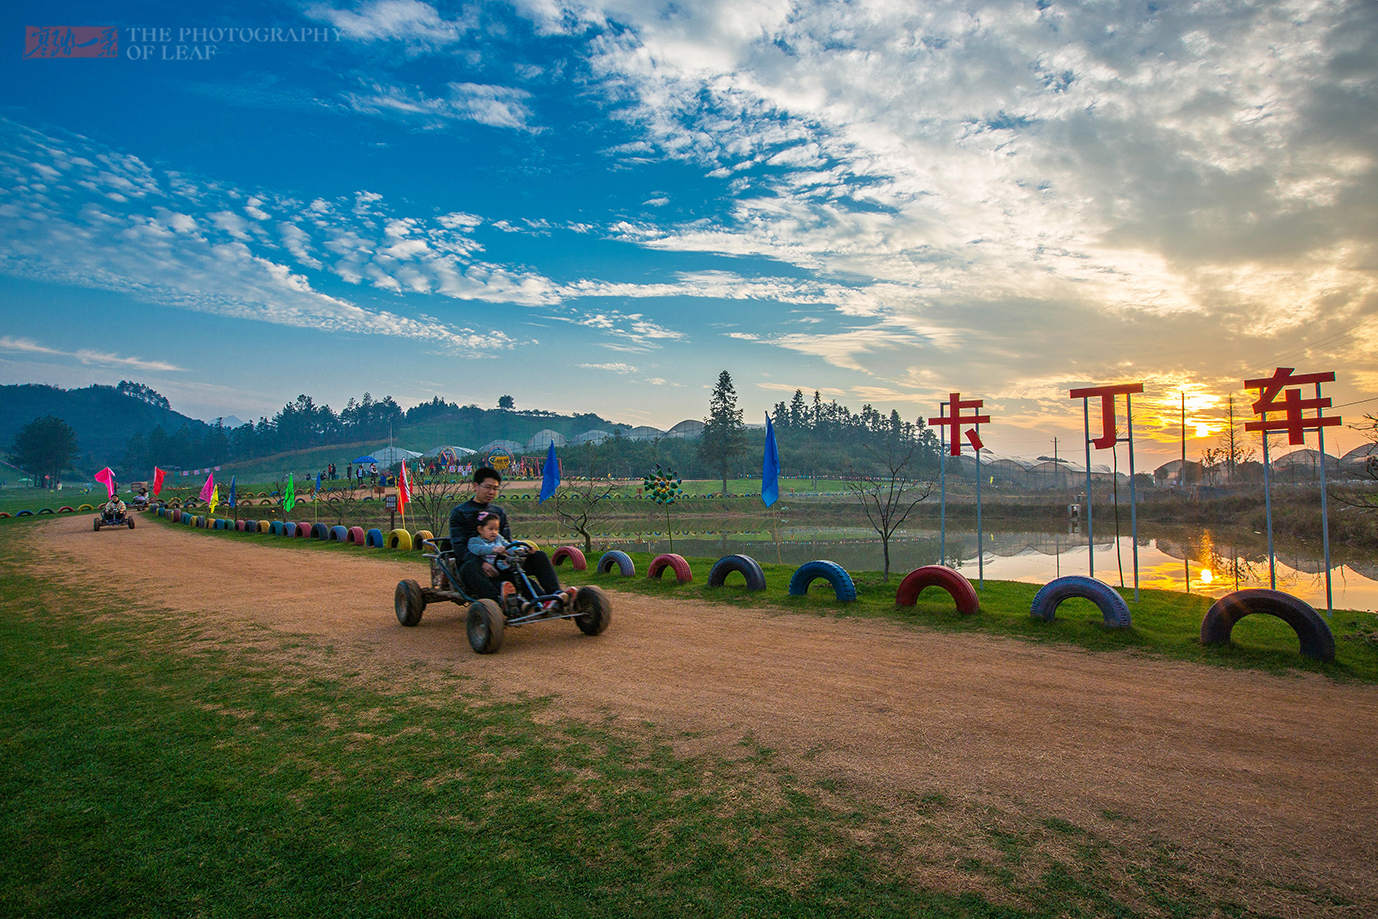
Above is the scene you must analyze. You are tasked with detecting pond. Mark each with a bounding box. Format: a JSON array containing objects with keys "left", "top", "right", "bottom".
[{"left": 518, "top": 517, "right": 1378, "bottom": 613}]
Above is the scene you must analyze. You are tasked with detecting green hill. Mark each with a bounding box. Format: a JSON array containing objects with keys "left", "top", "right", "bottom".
[{"left": 0, "top": 383, "right": 209, "bottom": 474}]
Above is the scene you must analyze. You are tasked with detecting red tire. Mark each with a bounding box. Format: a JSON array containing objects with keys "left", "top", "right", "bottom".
[
  {"left": 347, "top": 526, "right": 366, "bottom": 545},
  {"left": 551, "top": 545, "right": 588, "bottom": 570},
  {"left": 895, "top": 565, "right": 980, "bottom": 615},
  {"left": 647, "top": 553, "right": 692, "bottom": 584}
]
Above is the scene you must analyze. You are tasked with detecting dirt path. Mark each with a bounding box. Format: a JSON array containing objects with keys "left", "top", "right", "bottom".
[{"left": 31, "top": 514, "right": 1378, "bottom": 915}]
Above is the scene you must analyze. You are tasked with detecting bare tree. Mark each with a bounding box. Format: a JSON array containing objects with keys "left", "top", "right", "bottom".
[
  {"left": 407, "top": 470, "right": 471, "bottom": 537},
  {"left": 845, "top": 440, "right": 933, "bottom": 581},
  {"left": 1330, "top": 413, "right": 1378, "bottom": 510},
  {"left": 317, "top": 475, "right": 366, "bottom": 526},
  {"left": 546, "top": 475, "right": 624, "bottom": 554}
]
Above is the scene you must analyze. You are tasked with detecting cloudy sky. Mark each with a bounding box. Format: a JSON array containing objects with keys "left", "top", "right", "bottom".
[{"left": 2, "top": 0, "right": 1375, "bottom": 464}]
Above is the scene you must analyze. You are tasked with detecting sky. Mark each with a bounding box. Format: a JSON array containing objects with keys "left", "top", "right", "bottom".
[{"left": 1, "top": 0, "right": 1375, "bottom": 467}]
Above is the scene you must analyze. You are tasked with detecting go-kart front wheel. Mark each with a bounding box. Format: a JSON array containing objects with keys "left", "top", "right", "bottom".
[
  {"left": 466, "top": 599, "right": 506, "bottom": 654},
  {"left": 573, "top": 585, "right": 611, "bottom": 636},
  {"left": 93, "top": 518, "right": 101, "bottom": 531},
  {"left": 126, "top": 517, "right": 135, "bottom": 529}
]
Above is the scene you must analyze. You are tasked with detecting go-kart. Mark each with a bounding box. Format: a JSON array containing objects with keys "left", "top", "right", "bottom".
[
  {"left": 394, "top": 537, "right": 610, "bottom": 654},
  {"left": 93, "top": 506, "right": 135, "bottom": 531}
]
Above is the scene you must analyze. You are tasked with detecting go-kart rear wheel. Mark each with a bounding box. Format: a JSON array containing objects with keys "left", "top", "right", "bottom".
[
  {"left": 395, "top": 579, "right": 426, "bottom": 627},
  {"left": 573, "top": 585, "right": 611, "bottom": 636},
  {"left": 466, "top": 599, "right": 505, "bottom": 654}
]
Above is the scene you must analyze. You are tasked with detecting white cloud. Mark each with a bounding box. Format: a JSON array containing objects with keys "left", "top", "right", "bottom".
[
  {"left": 0, "top": 336, "right": 185, "bottom": 372},
  {"left": 577, "top": 362, "right": 639, "bottom": 373},
  {"left": 344, "top": 80, "right": 537, "bottom": 131},
  {"left": 307, "top": 0, "right": 474, "bottom": 47}
]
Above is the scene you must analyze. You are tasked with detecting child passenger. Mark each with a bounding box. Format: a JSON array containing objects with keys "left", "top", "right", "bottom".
[{"left": 467, "top": 511, "right": 513, "bottom": 574}]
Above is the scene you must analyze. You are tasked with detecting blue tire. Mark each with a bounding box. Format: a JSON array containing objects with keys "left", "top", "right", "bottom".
[
  {"left": 597, "top": 550, "right": 635, "bottom": 577},
  {"left": 788, "top": 560, "right": 856, "bottom": 603},
  {"left": 284, "top": 522, "right": 297, "bottom": 537},
  {"left": 329, "top": 525, "right": 349, "bottom": 542},
  {"left": 312, "top": 523, "right": 331, "bottom": 540},
  {"left": 707, "top": 554, "right": 766, "bottom": 591},
  {"left": 1030, "top": 576, "right": 1131, "bottom": 629},
  {"left": 366, "top": 528, "right": 385, "bottom": 548},
  {"left": 270, "top": 521, "right": 286, "bottom": 536}
]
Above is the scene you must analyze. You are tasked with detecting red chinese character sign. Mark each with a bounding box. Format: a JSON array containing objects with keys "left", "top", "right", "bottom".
[
  {"left": 1069, "top": 382, "right": 1144, "bottom": 596},
  {"left": 1243, "top": 367, "right": 1340, "bottom": 609},
  {"left": 1242, "top": 367, "right": 1340, "bottom": 445},
  {"left": 928, "top": 394, "right": 991, "bottom": 584}
]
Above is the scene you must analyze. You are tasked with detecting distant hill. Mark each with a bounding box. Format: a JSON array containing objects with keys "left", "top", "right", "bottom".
[{"left": 0, "top": 383, "right": 208, "bottom": 472}]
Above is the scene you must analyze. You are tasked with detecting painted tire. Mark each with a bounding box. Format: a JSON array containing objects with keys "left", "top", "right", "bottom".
[
  {"left": 296, "top": 522, "right": 312, "bottom": 538},
  {"left": 180, "top": 513, "right": 191, "bottom": 525},
  {"left": 413, "top": 530, "right": 433, "bottom": 551},
  {"left": 365, "top": 528, "right": 385, "bottom": 548},
  {"left": 707, "top": 554, "right": 767, "bottom": 591},
  {"left": 895, "top": 566, "right": 980, "bottom": 615},
  {"left": 58, "top": 506, "right": 74, "bottom": 513},
  {"left": 168, "top": 500, "right": 181, "bottom": 508},
  {"left": 312, "top": 523, "right": 331, "bottom": 540},
  {"left": 270, "top": 521, "right": 287, "bottom": 536},
  {"left": 647, "top": 553, "right": 693, "bottom": 584},
  {"left": 1030, "top": 576, "right": 1132, "bottom": 629},
  {"left": 1201, "top": 589, "right": 1335, "bottom": 662},
  {"left": 234, "top": 519, "right": 245, "bottom": 532},
  {"left": 788, "top": 560, "right": 856, "bottom": 603},
  {"left": 78, "top": 504, "right": 94, "bottom": 511},
  {"left": 347, "top": 526, "right": 366, "bottom": 545},
  {"left": 387, "top": 529, "right": 413, "bottom": 551},
  {"left": 284, "top": 522, "right": 297, "bottom": 537},
  {"left": 36, "top": 508, "right": 52, "bottom": 515},
  {"left": 597, "top": 550, "right": 635, "bottom": 577},
  {"left": 551, "top": 546, "right": 588, "bottom": 570},
  {"left": 17, "top": 510, "right": 33, "bottom": 517},
  {"left": 0, "top": 512, "right": 9, "bottom": 518},
  {"left": 329, "top": 525, "right": 349, "bottom": 542}
]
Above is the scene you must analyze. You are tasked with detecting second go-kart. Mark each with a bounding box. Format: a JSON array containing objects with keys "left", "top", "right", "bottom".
[{"left": 394, "top": 537, "right": 610, "bottom": 654}]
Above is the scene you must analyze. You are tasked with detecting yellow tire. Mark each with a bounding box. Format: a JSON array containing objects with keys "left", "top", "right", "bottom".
[
  {"left": 412, "top": 529, "right": 433, "bottom": 551},
  {"left": 387, "top": 528, "right": 413, "bottom": 551}
]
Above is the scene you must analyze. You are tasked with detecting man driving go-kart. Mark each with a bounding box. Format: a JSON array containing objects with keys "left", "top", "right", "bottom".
[{"left": 448, "top": 466, "right": 567, "bottom": 613}]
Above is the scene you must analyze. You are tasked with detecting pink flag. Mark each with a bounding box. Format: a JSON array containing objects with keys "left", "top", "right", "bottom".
[
  {"left": 94, "top": 467, "right": 115, "bottom": 497},
  {"left": 199, "top": 471, "right": 215, "bottom": 503}
]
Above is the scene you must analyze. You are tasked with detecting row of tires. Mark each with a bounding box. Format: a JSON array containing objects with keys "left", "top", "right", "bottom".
[
  {"left": 154, "top": 506, "right": 433, "bottom": 550},
  {"left": 571, "top": 549, "right": 1337, "bottom": 663},
  {"left": 1, "top": 506, "right": 83, "bottom": 517},
  {"left": 154, "top": 507, "right": 1339, "bottom": 663}
]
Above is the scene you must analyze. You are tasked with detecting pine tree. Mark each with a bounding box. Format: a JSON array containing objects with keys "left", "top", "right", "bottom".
[{"left": 698, "top": 370, "right": 746, "bottom": 494}]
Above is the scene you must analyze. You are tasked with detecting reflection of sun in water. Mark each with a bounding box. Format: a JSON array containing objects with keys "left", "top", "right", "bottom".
[{"left": 1199, "top": 569, "right": 1214, "bottom": 585}]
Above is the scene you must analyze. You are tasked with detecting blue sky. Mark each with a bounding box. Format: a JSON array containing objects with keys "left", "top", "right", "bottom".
[{"left": 2, "top": 0, "right": 1375, "bottom": 464}]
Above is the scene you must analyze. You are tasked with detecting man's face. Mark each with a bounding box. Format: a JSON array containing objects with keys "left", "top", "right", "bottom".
[{"left": 475, "top": 478, "right": 501, "bottom": 501}]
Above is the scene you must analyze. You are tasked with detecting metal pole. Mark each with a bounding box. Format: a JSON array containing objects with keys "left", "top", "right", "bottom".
[
  {"left": 1083, "top": 397, "right": 1094, "bottom": 579},
  {"left": 1127, "top": 392, "right": 1139, "bottom": 602},
  {"left": 1316, "top": 381, "right": 1333, "bottom": 614},
  {"left": 1261, "top": 401, "right": 1276, "bottom": 590},
  {"left": 975, "top": 432, "right": 983, "bottom": 589},
  {"left": 939, "top": 400, "right": 947, "bottom": 567}
]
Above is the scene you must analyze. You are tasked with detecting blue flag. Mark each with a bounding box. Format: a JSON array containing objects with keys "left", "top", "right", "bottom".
[
  {"left": 315, "top": 471, "right": 322, "bottom": 494},
  {"left": 538, "top": 441, "right": 560, "bottom": 503},
  {"left": 762, "top": 412, "right": 780, "bottom": 507},
  {"left": 228, "top": 475, "right": 236, "bottom": 508}
]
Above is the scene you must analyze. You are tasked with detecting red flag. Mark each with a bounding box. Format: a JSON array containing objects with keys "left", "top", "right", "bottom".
[
  {"left": 965, "top": 428, "right": 984, "bottom": 451},
  {"left": 94, "top": 467, "right": 115, "bottom": 497},
  {"left": 152, "top": 467, "right": 166, "bottom": 496},
  {"left": 397, "top": 461, "right": 411, "bottom": 512}
]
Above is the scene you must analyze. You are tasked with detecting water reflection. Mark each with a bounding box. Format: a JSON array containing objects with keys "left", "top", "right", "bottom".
[{"left": 518, "top": 522, "right": 1376, "bottom": 612}]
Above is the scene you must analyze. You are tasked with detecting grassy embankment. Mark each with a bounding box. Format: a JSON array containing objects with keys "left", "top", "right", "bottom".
[{"left": 2, "top": 518, "right": 1370, "bottom": 918}]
